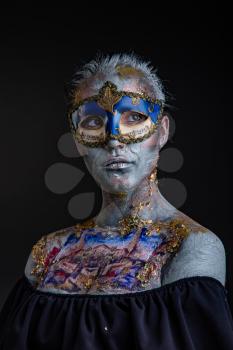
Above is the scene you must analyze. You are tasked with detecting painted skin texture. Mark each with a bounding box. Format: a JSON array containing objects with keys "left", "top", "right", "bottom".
[
  {"left": 25, "top": 216, "right": 226, "bottom": 295},
  {"left": 25, "top": 78, "right": 226, "bottom": 294},
  {"left": 25, "top": 221, "right": 174, "bottom": 294}
]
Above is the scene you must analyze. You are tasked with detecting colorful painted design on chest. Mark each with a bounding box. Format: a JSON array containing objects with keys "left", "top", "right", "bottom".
[{"left": 32, "top": 221, "right": 189, "bottom": 294}]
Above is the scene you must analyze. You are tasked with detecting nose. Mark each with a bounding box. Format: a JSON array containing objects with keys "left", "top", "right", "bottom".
[{"left": 104, "top": 138, "right": 125, "bottom": 150}]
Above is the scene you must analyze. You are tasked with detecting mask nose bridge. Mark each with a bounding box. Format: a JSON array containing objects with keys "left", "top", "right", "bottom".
[{"left": 106, "top": 110, "right": 121, "bottom": 136}]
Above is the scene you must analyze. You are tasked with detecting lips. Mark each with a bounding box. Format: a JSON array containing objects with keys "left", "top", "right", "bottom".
[{"left": 103, "top": 157, "right": 132, "bottom": 166}]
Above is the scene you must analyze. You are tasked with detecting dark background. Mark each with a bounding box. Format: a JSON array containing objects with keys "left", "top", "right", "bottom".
[{"left": 0, "top": 6, "right": 232, "bottom": 311}]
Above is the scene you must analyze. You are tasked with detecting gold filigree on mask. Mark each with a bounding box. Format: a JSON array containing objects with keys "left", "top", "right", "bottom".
[
  {"left": 68, "top": 81, "right": 162, "bottom": 115},
  {"left": 131, "top": 96, "right": 141, "bottom": 105},
  {"left": 97, "top": 81, "right": 123, "bottom": 112}
]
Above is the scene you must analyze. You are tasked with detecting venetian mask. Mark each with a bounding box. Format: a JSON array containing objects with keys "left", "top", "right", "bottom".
[{"left": 68, "top": 81, "right": 164, "bottom": 147}]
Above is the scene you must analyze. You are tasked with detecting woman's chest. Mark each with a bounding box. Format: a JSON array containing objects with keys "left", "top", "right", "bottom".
[{"left": 37, "top": 225, "right": 179, "bottom": 294}]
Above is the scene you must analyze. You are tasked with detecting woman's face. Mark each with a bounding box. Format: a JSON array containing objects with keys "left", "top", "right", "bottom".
[{"left": 74, "top": 80, "right": 169, "bottom": 193}]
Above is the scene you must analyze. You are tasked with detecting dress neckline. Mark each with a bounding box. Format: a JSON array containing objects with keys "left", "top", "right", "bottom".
[{"left": 21, "top": 273, "right": 226, "bottom": 300}]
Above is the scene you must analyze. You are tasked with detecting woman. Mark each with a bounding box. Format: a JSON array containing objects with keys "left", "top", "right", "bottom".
[{"left": 0, "top": 53, "right": 233, "bottom": 349}]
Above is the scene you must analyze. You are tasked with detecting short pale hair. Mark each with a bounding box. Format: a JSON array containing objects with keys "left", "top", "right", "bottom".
[{"left": 66, "top": 53, "right": 167, "bottom": 107}]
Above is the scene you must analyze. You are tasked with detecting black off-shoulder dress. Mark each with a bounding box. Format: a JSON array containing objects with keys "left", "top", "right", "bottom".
[{"left": 0, "top": 274, "right": 233, "bottom": 350}]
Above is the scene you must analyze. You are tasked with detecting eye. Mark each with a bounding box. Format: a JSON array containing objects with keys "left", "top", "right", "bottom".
[
  {"left": 121, "top": 112, "right": 147, "bottom": 125},
  {"left": 79, "top": 116, "right": 104, "bottom": 129}
]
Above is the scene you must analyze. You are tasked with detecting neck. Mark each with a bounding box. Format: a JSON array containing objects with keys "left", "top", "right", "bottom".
[{"left": 94, "top": 177, "right": 176, "bottom": 228}]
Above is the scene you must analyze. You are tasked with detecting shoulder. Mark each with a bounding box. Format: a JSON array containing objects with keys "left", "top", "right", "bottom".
[
  {"left": 24, "top": 225, "right": 77, "bottom": 286},
  {"left": 161, "top": 214, "right": 226, "bottom": 287}
]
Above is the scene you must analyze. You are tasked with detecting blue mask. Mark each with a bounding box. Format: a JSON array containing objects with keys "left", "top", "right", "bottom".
[{"left": 68, "top": 81, "right": 164, "bottom": 147}]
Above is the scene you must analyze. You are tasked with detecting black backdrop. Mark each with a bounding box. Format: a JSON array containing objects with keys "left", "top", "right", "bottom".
[{"left": 0, "top": 6, "right": 232, "bottom": 311}]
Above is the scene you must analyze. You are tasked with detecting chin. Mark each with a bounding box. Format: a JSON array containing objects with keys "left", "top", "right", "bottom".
[{"left": 99, "top": 175, "right": 137, "bottom": 194}]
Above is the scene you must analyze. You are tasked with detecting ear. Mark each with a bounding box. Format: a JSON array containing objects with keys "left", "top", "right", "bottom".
[{"left": 158, "top": 114, "right": 169, "bottom": 150}]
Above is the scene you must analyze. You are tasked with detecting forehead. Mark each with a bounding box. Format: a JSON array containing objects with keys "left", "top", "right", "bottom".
[{"left": 77, "top": 79, "right": 153, "bottom": 101}]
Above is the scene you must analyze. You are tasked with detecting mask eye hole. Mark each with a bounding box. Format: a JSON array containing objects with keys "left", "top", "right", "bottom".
[
  {"left": 79, "top": 116, "right": 104, "bottom": 130},
  {"left": 121, "top": 111, "right": 148, "bottom": 125}
]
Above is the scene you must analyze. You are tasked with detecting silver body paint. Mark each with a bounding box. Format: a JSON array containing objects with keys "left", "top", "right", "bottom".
[
  {"left": 161, "top": 231, "right": 226, "bottom": 286},
  {"left": 25, "top": 78, "right": 226, "bottom": 293}
]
